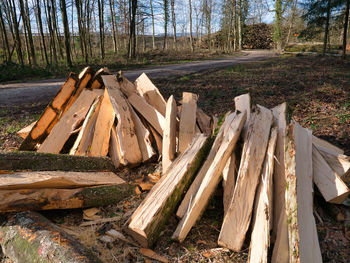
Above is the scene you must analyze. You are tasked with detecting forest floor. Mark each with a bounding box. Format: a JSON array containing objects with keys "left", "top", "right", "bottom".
[{"left": 1, "top": 54, "right": 350, "bottom": 262}]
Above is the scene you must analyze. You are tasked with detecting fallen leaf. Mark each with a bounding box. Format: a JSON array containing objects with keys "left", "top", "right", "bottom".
[
  {"left": 135, "top": 186, "right": 141, "bottom": 195},
  {"left": 202, "top": 251, "right": 215, "bottom": 258},
  {"left": 148, "top": 174, "right": 160, "bottom": 183},
  {"left": 139, "top": 183, "right": 153, "bottom": 191},
  {"left": 83, "top": 207, "right": 101, "bottom": 220},
  {"left": 139, "top": 248, "right": 169, "bottom": 263},
  {"left": 196, "top": 240, "right": 207, "bottom": 245}
]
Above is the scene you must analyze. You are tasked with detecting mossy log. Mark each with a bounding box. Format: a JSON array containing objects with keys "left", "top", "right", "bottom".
[
  {"left": 0, "top": 151, "right": 115, "bottom": 172},
  {"left": 0, "top": 211, "right": 103, "bottom": 263},
  {"left": 0, "top": 184, "right": 134, "bottom": 213}
]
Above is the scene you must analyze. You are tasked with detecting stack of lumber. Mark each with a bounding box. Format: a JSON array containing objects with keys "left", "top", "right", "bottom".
[{"left": 127, "top": 93, "right": 350, "bottom": 262}]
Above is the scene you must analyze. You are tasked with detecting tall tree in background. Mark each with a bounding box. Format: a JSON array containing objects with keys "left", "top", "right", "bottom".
[
  {"left": 238, "top": 0, "right": 242, "bottom": 49},
  {"left": 35, "top": 0, "right": 49, "bottom": 66},
  {"left": 171, "top": 0, "right": 177, "bottom": 49},
  {"left": 342, "top": 0, "right": 350, "bottom": 58},
  {"left": 163, "top": 0, "right": 169, "bottom": 50},
  {"left": 8, "top": 0, "right": 24, "bottom": 65},
  {"left": 150, "top": 0, "right": 155, "bottom": 49},
  {"left": 21, "top": 0, "right": 37, "bottom": 66},
  {"left": 109, "top": 0, "right": 118, "bottom": 52},
  {"left": 323, "top": 0, "right": 332, "bottom": 54},
  {"left": 189, "top": 0, "right": 194, "bottom": 51},
  {"left": 128, "top": 0, "right": 137, "bottom": 58},
  {"left": 0, "top": 5, "right": 10, "bottom": 62},
  {"left": 274, "top": 0, "right": 283, "bottom": 52},
  {"left": 98, "top": 0, "right": 105, "bottom": 59},
  {"left": 60, "top": 0, "right": 72, "bottom": 67}
]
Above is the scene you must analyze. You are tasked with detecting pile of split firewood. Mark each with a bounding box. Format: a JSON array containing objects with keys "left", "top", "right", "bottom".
[{"left": 1, "top": 66, "right": 349, "bottom": 263}]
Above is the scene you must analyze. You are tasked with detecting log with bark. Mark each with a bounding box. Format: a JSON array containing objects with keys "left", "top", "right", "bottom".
[{"left": 0, "top": 211, "right": 103, "bottom": 262}]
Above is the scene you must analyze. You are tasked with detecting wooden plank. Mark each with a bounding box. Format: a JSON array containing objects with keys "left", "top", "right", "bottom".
[
  {"left": 38, "top": 89, "right": 100, "bottom": 154},
  {"left": 148, "top": 124, "right": 163, "bottom": 155},
  {"left": 313, "top": 135, "right": 344, "bottom": 154},
  {"left": 162, "top": 95, "right": 177, "bottom": 174},
  {"left": 222, "top": 153, "right": 237, "bottom": 215},
  {"left": 179, "top": 92, "right": 198, "bottom": 153},
  {"left": 70, "top": 96, "right": 102, "bottom": 155},
  {"left": 135, "top": 73, "right": 167, "bottom": 116},
  {"left": 0, "top": 171, "right": 124, "bottom": 190},
  {"left": 128, "top": 101, "right": 156, "bottom": 162},
  {"left": 128, "top": 134, "right": 210, "bottom": 247},
  {"left": 284, "top": 121, "right": 322, "bottom": 263},
  {"left": 17, "top": 121, "right": 36, "bottom": 139},
  {"left": 196, "top": 107, "right": 212, "bottom": 135},
  {"left": 318, "top": 148, "right": 350, "bottom": 183},
  {"left": 270, "top": 102, "right": 289, "bottom": 263},
  {"left": 172, "top": 112, "right": 246, "bottom": 242},
  {"left": 218, "top": 106, "right": 273, "bottom": 251},
  {"left": 89, "top": 89, "right": 115, "bottom": 157},
  {"left": 109, "top": 125, "right": 123, "bottom": 167},
  {"left": 176, "top": 111, "right": 238, "bottom": 219},
  {"left": 116, "top": 72, "right": 139, "bottom": 97},
  {"left": 0, "top": 151, "right": 115, "bottom": 172},
  {"left": 0, "top": 212, "right": 103, "bottom": 263},
  {"left": 19, "top": 73, "right": 79, "bottom": 150},
  {"left": 90, "top": 67, "right": 112, "bottom": 89},
  {"left": 103, "top": 75, "right": 142, "bottom": 164},
  {"left": 312, "top": 145, "right": 349, "bottom": 203},
  {"left": 247, "top": 127, "right": 277, "bottom": 263},
  {"left": 234, "top": 93, "right": 251, "bottom": 132},
  {"left": 0, "top": 184, "right": 133, "bottom": 213}
]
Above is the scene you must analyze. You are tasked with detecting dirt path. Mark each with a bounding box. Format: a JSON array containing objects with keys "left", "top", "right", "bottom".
[{"left": 0, "top": 50, "right": 275, "bottom": 105}]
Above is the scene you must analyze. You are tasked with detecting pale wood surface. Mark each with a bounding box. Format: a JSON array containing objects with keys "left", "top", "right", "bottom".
[
  {"left": 271, "top": 102, "right": 289, "bottom": 263},
  {"left": 38, "top": 89, "right": 100, "bottom": 153},
  {"left": 148, "top": 124, "right": 163, "bottom": 155},
  {"left": 312, "top": 145, "right": 349, "bottom": 203},
  {"left": 89, "top": 89, "right": 115, "bottom": 157},
  {"left": 0, "top": 171, "right": 124, "bottom": 190},
  {"left": 285, "top": 121, "right": 322, "bottom": 263},
  {"left": 109, "top": 125, "right": 123, "bottom": 167},
  {"left": 222, "top": 152, "right": 237, "bottom": 215},
  {"left": 172, "top": 112, "right": 246, "bottom": 242},
  {"left": 162, "top": 95, "right": 177, "bottom": 174},
  {"left": 179, "top": 92, "right": 198, "bottom": 153},
  {"left": 128, "top": 134, "right": 209, "bottom": 247},
  {"left": 318, "top": 148, "right": 350, "bottom": 183},
  {"left": 135, "top": 73, "right": 167, "bottom": 116},
  {"left": 218, "top": 106, "right": 273, "bottom": 251},
  {"left": 176, "top": 112, "right": 238, "bottom": 218},
  {"left": 196, "top": 108, "right": 212, "bottom": 135},
  {"left": 313, "top": 135, "right": 344, "bottom": 154},
  {"left": 248, "top": 127, "right": 277, "bottom": 263},
  {"left": 17, "top": 121, "right": 36, "bottom": 139},
  {"left": 234, "top": 93, "right": 251, "bottom": 134}
]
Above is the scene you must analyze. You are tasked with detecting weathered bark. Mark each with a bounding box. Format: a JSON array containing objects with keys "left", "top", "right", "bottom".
[
  {"left": 35, "top": 0, "right": 49, "bottom": 66},
  {"left": 51, "top": 0, "right": 64, "bottom": 59},
  {"left": 171, "top": 0, "right": 177, "bottom": 49},
  {"left": 60, "top": 0, "right": 73, "bottom": 67},
  {"left": 0, "top": 151, "right": 115, "bottom": 172},
  {"left": 109, "top": 0, "right": 118, "bottom": 52},
  {"left": 189, "top": 0, "right": 194, "bottom": 51},
  {"left": 0, "top": 212, "right": 103, "bottom": 262},
  {"left": 46, "top": 0, "right": 58, "bottom": 64},
  {"left": 8, "top": 0, "right": 24, "bottom": 65},
  {"left": 128, "top": 0, "right": 137, "bottom": 58},
  {"left": 150, "top": 0, "right": 155, "bottom": 49},
  {"left": 98, "top": 0, "right": 105, "bottom": 59},
  {"left": 0, "top": 5, "right": 10, "bottom": 62},
  {"left": 163, "top": 0, "right": 169, "bottom": 50}
]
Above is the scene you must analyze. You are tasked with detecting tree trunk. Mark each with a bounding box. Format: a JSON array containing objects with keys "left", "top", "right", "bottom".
[
  {"left": 0, "top": 212, "right": 103, "bottom": 262},
  {"left": 98, "top": 0, "right": 105, "bottom": 59},
  {"left": 163, "top": 0, "right": 169, "bottom": 50},
  {"left": 51, "top": 0, "right": 64, "bottom": 59},
  {"left": 238, "top": 0, "right": 242, "bottom": 50},
  {"left": 128, "top": 0, "right": 137, "bottom": 58},
  {"left": 286, "top": 0, "right": 298, "bottom": 45},
  {"left": 171, "top": 0, "right": 177, "bottom": 49},
  {"left": 24, "top": 0, "right": 37, "bottom": 66},
  {"left": 323, "top": 0, "right": 331, "bottom": 55},
  {"left": 189, "top": 0, "right": 194, "bottom": 51},
  {"left": 60, "top": 0, "right": 72, "bottom": 67},
  {"left": 0, "top": 5, "right": 10, "bottom": 62},
  {"left": 109, "top": 0, "right": 118, "bottom": 52},
  {"left": 46, "top": 1, "right": 58, "bottom": 64},
  {"left": 274, "top": 0, "right": 282, "bottom": 52},
  {"left": 342, "top": 0, "right": 350, "bottom": 58},
  {"left": 8, "top": 0, "right": 24, "bottom": 65},
  {"left": 150, "top": 0, "right": 155, "bottom": 49},
  {"left": 35, "top": 0, "right": 49, "bottom": 66}
]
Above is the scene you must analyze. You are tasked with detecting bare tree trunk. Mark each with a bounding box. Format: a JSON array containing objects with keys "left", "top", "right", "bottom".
[
  {"left": 142, "top": 18, "right": 146, "bottom": 52},
  {"left": 75, "top": 0, "right": 87, "bottom": 62},
  {"left": 46, "top": 1, "right": 58, "bottom": 64},
  {"left": 150, "top": 0, "right": 155, "bottom": 49},
  {"left": 171, "top": 0, "right": 177, "bottom": 49},
  {"left": 21, "top": 0, "right": 36, "bottom": 66},
  {"left": 60, "top": 0, "right": 72, "bottom": 67},
  {"left": 189, "top": 0, "right": 194, "bottom": 51},
  {"left": 35, "top": 0, "right": 49, "bottom": 66},
  {"left": 8, "top": 0, "right": 24, "bottom": 65},
  {"left": 50, "top": 0, "right": 63, "bottom": 59},
  {"left": 343, "top": 0, "right": 350, "bottom": 58},
  {"left": 71, "top": 0, "right": 76, "bottom": 59},
  {"left": 238, "top": 0, "right": 242, "bottom": 50},
  {"left": 0, "top": 5, "right": 10, "bottom": 62},
  {"left": 109, "top": 0, "right": 118, "bottom": 52},
  {"left": 128, "top": 0, "right": 137, "bottom": 58},
  {"left": 286, "top": 0, "right": 298, "bottom": 45},
  {"left": 163, "top": 0, "right": 169, "bottom": 50},
  {"left": 98, "top": 0, "right": 105, "bottom": 59},
  {"left": 323, "top": 0, "right": 331, "bottom": 55}
]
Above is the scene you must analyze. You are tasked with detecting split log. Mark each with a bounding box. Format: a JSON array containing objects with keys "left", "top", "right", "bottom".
[
  {"left": 19, "top": 73, "right": 79, "bottom": 150},
  {"left": 222, "top": 152, "right": 238, "bottom": 215},
  {"left": 128, "top": 134, "right": 210, "bottom": 247},
  {"left": 0, "top": 151, "right": 115, "bottom": 172},
  {"left": 135, "top": 73, "right": 167, "bottom": 116},
  {"left": 234, "top": 93, "right": 251, "bottom": 132},
  {"left": 162, "top": 95, "right": 177, "bottom": 174},
  {"left": 89, "top": 89, "right": 115, "bottom": 157},
  {"left": 0, "top": 171, "right": 124, "bottom": 190},
  {"left": 0, "top": 212, "right": 103, "bottom": 263},
  {"left": 91, "top": 67, "right": 112, "bottom": 89},
  {"left": 172, "top": 111, "right": 246, "bottom": 242},
  {"left": 271, "top": 102, "right": 289, "bottom": 263},
  {"left": 248, "top": 127, "right": 277, "bottom": 263},
  {"left": 196, "top": 107, "right": 212, "bottom": 136},
  {"left": 218, "top": 106, "right": 273, "bottom": 251},
  {"left": 38, "top": 89, "right": 102, "bottom": 153},
  {"left": 0, "top": 184, "right": 133, "bottom": 212},
  {"left": 109, "top": 125, "right": 123, "bottom": 167},
  {"left": 148, "top": 124, "right": 163, "bottom": 155},
  {"left": 176, "top": 111, "right": 239, "bottom": 219},
  {"left": 312, "top": 135, "right": 344, "bottom": 155},
  {"left": 178, "top": 92, "right": 198, "bottom": 153},
  {"left": 17, "top": 121, "right": 36, "bottom": 139},
  {"left": 312, "top": 145, "right": 349, "bottom": 203},
  {"left": 70, "top": 96, "right": 102, "bottom": 155},
  {"left": 318, "top": 148, "right": 350, "bottom": 183},
  {"left": 284, "top": 121, "right": 322, "bottom": 263}
]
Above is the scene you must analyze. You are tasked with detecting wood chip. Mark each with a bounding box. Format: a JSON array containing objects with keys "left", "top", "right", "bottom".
[{"left": 139, "top": 248, "right": 169, "bottom": 263}]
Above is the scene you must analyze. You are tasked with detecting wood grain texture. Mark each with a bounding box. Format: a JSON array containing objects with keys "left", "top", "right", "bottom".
[
  {"left": 172, "top": 112, "right": 246, "bottom": 242},
  {"left": 248, "top": 127, "right": 277, "bottom": 263},
  {"left": 218, "top": 106, "right": 273, "bottom": 251},
  {"left": 313, "top": 135, "right": 344, "bottom": 154},
  {"left": 318, "top": 148, "right": 350, "bottom": 183},
  {"left": 179, "top": 92, "right": 198, "bottom": 153},
  {"left": 196, "top": 108, "right": 212, "bottom": 136},
  {"left": 128, "top": 134, "right": 210, "bottom": 247},
  {"left": 234, "top": 93, "right": 251, "bottom": 134},
  {"left": 284, "top": 121, "right": 322, "bottom": 263},
  {"left": 135, "top": 73, "right": 167, "bottom": 116},
  {"left": 162, "top": 95, "right": 177, "bottom": 174},
  {"left": 17, "top": 121, "right": 36, "bottom": 139}
]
